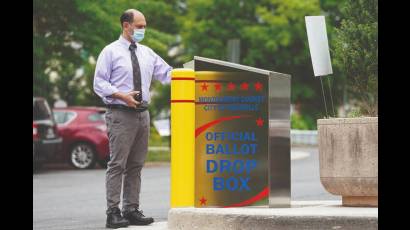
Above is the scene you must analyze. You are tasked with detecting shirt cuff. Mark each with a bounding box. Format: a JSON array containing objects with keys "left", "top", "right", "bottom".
[
  {"left": 158, "top": 69, "right": 172, "bottom": 85},
  {"left": 102, "top": 85, "right": 119, "bottom": 97}
]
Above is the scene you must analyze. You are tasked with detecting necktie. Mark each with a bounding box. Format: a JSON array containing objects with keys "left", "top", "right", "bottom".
[{"left": 129, "top": 43, "right": 142, "bottom": 98}]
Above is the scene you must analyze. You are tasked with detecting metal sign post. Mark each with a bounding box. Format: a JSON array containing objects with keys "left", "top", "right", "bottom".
[{"left": 305, "top": 16, "right": 336, "bottom": 118}]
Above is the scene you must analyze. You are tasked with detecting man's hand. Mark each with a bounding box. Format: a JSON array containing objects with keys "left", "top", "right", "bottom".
[{"left": 112, "top": 91, "right": 141, "bottom": 108}]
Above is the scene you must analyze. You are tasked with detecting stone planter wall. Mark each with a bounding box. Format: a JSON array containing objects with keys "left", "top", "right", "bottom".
[{"left": 318, "top": 117, "right": 378, "bottom": 207}]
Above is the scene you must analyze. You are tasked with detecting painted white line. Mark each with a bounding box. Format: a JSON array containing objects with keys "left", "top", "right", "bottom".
[
  {"left": 291, "top": 151, "right": 310, "bottom": 160},
  {"left": 118, "top": 221, "right": 168, "bottom": 230},
  {"left": 148, "top": 146, "right": 170, "bottom": 151}
]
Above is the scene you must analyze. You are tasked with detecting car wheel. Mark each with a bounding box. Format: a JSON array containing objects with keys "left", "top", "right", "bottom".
[{"left": 70, "top": 143, "right": 96, "bottom": 169}]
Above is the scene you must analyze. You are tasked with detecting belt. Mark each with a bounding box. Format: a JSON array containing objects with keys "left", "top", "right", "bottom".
[{"left": 106, "top": 102, "right": 148, "bottom": 112}]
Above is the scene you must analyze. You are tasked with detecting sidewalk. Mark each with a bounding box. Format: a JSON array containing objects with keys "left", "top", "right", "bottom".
[
  {"left": 121, "top": 200, "right": 377, "bottom": 229},
  {"left": 167, "top": 200, "right": 377, "bottom": 230},
  {"left": 118, "top": 221, "right": 168, "bottom": 230}
]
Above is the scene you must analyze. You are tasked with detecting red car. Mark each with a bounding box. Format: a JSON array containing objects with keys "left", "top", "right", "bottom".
[{"left": 53, "top": 106, "right": 109, "bottom": 169}]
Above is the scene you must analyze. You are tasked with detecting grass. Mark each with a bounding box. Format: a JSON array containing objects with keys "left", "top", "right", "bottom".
[
  {"left": 149, "top": 126, "right": 170, "bottom": 146},
  {"left": 147, "top": 125, "right": 170, "bottom": 162},
  {"left": 146, "top": 150, "right": 170, "bottom": 162}
]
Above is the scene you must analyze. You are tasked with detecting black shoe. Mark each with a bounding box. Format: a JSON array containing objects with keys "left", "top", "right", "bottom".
[
  {"left": 122, "top": 208, "right": 154, "bottom": 225},
  {"left": 106, "top": 207, "right": 130, "bottom": 229}
]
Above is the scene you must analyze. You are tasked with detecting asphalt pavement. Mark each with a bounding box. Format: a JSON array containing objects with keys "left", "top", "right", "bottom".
[{"left": 33, "top": 146, "right": 339, "bottom": 230}]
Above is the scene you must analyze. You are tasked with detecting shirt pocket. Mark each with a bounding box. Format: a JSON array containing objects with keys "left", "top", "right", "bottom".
[
  {"left": 112, "top": 63, "right": 132, "bottom": 76},
  {"left": 139, "top": 55, "right": 154, "bottom": 77}
]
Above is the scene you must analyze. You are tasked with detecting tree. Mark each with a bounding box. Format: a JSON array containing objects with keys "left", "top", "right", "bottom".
[
  {"left": 333, "top": 0, "right": 378, "bottom": 116},
  {"left": 33, "top": 0, "right": 178, "bottom": 108},
  {"left": 33, "top": 0, "right": 81, "bottom": 103},
  {"left": 180, "top": 0, "right": 324, "bottom": 128},
  {"left": 34, "top": 0, "right": 355, "bottom": 126}
]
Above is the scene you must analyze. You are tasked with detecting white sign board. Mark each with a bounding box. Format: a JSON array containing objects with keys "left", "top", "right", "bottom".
[
  {"left": 153, "top": 119, "right": 170, "bottom": 136},
  {"left": 54, "top": 99, "right": 67, "bottom": 108},
  {"left": 305, "top": 16, "right": 333, "bottom": 77}
]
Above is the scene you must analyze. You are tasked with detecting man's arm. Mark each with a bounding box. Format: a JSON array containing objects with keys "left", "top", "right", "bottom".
[
  {"left": 93, "top": 48, "right": 119, "bottom": 100},
  {"left": 111, "top": 91, "right": 141, "bottom": 108},
  {"left": 93, "top": 48, "right": 140, "bottom": 108},
  {"left": 152, "top": 52, "right": 172, "bottom": 85}
]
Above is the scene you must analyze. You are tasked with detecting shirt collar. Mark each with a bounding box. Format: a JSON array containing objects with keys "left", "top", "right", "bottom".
[{"left": 118, "top": 35, "right": 138, "bottom": 49}]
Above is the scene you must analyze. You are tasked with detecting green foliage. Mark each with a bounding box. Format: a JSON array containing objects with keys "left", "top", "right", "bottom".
[
  {"left": 33, "top": 0, "right": 178, "bottom": 106},
  {"left": 146, "top": 150, "right": 170, "bottom": 162},
  {"left": 149, "top": 126, "right": 170, "bottom": 147},
  {"left": 333, "top": 0, "right": 378, "bottom": 116},
  {"left": 291, "top": 113, "right": 316, "bottom": 130},
  {"left": 291, "top": 113, "right": 309, "bottom": 130},
  {"left": 180, "top": 0, "right": 337, "bottom": 122},
  {"left": 149, "top": 81, "right": 171, "bottom": 120},
  {"left": 34, "top": 0, "right": 372, "bottom": 126},
  {"left": 347, "top": 108, "right": 363, "bottom": 118},
  {"left": 147, "top": 126, "right": 170, "bottom": 162}
]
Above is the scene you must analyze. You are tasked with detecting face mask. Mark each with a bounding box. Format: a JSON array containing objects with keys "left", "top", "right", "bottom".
[{"left": 131, "top": 28, "right": 145, "bottom": 43}]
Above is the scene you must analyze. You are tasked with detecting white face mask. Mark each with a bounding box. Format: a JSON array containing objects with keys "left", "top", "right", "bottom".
[{"left": 131, "top": 28, "right": 145, "bottom": 42}]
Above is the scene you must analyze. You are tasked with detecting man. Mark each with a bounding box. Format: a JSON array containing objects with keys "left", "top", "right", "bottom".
[{"left": 93, "top": 9, "right": 172, "bottom": 228}]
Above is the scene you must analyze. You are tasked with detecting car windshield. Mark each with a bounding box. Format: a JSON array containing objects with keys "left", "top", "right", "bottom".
[
  {"left": 88, "top": 111, "right": 105, "bottom": 122},
  {"left": 53, "top": 111, "right": 66, "bottom": 124},
  {"left": 53, "top": 111, "right": 76, "bottom": 124},
  {"left": 33, "top": 99, "right": 52, "bottom": 121}
]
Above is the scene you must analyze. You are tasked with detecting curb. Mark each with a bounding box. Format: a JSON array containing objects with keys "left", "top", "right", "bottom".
[{"left": 168, "top": 201, "right": 377, "bottom": 230}]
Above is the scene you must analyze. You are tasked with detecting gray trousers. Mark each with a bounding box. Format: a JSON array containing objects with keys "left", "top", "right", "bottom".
[{"left": 105, "top": 108, "right": 150, "bottom": 211}]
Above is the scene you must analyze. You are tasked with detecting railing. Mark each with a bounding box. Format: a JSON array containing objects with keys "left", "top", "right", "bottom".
[
  {"left": 291, "top": 129, "right": 318, "bottom": 145},
  {"left": 154, "top": 118, "right": 318, "bottom": 146}
]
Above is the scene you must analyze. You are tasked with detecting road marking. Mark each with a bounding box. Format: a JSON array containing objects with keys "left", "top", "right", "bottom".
[
  {"left": 148, "top": 146, "right": 170, "bottom": 151},
  {"left": 291, "top": 151, "right": 310, "bottom": 161},
  {"left": 118, "top": 221, "right": 168, "bottom": 230}
]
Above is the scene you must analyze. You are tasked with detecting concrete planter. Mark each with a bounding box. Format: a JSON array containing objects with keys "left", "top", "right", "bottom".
[{"left": 318, "top": 117, "right": 378, "bottom": 207}]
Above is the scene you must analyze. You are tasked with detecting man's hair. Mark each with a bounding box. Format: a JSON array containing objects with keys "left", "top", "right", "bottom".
[{"left": 120, "top": 11, "right": 134, "bottom": 28}]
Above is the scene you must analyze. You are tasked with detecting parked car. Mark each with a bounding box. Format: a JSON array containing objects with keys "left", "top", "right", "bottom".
[
  {"left": 53, "top": 106, "right": 109, "bottom": 169},
  {"left": 33, "top": 97, "right": 62, "bottom": 170}
]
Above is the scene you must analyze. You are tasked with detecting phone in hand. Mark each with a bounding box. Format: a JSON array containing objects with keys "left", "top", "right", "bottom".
[{"left": 133, "top": 92, "right": 142, "bottom": 103}]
